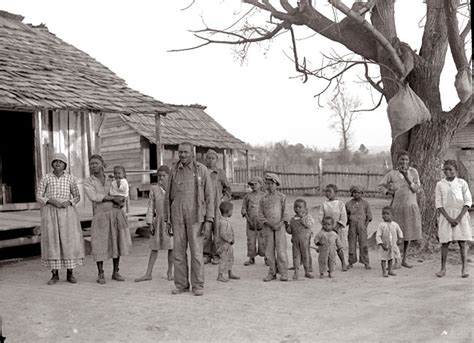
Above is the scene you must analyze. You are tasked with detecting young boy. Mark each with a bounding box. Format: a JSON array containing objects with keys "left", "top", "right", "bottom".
[
  {"left": 376, "top": 206, "right": 404, "bottom": 277},
  {"left": 319, "top": 184, "right": 348, "bottom": 271},
  {"left": 216, "top": 201, "right": 240, "bottom": 282},
  {"left": 314, "top": 216, "right": 343, "bottom": 278},
  {"left": 286, "top": 199, "right": 315, "bottom": 280},
  {"left": 345, "top": 185, "right": 372, "bottom": 270},
  {"left": 241, "top": 176, "right": 266, "bottom": 266},
  {"left": 135, "top": 166, "right": 173, "bottom": 282},
  {"left": 258, "top": 173, "right": 290, "bottom": 282}
]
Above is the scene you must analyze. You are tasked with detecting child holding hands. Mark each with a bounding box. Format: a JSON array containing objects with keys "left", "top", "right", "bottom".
[
  {"left": 314, "top": 216, "right": 343, "bottom": 278},
  {"left": 286, "top": 199, "right": 315, "bottom": 280},
  {"left": 375, "top": 206, "right": 403, "bottom": 277}
]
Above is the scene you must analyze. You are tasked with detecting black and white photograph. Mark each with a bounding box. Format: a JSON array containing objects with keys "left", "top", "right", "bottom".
[{"left": 0, "top": 1, "right": 472, "bottom": 342}]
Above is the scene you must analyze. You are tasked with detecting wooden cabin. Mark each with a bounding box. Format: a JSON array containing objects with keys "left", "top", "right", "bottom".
[
  {"left": 0, "top": 10, "right": 171, "bottom": 211},
  {"left": 99, "top": 105, "right": 248, "bottom": 196}
]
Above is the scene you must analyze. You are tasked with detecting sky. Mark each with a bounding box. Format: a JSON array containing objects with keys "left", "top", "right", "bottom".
[{"left": 1, "top": 1, "right": 465, "bottom": 151}]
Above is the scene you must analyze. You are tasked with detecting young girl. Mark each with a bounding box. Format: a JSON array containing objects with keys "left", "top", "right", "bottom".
[
  {"left": 375, "top": 207, "right": 404, "bottom": 277},
  {"left": 216, "top": 201, "right": 240, "bottom": 282},
  {"left": 36, "top": 153, "right": 85, "bottom": 285},
  {"left": 435, "top": 160, "right": 472, "bottom": 278},
  {"left": 109, "top": 165, "right": 129, "bottom": 207},
  {"left": 345, "top": 185, "right": 372, "bottom": 270},
  {"left": 314, "top": 216, "right": 343, "bottom": 278},
  {"left": 135, "top": 166, "right": 173, "bottom": 282},
  {"left": 319, "top": 184, "right": 348, "bottom": 271}
]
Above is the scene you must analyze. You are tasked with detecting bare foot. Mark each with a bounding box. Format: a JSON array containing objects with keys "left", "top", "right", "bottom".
[
  {"left": 341, "top": 265, "right": 348, "bottom": 272},
  {"left": 134, "top": 275, "right": 152, "bottom": 282},
  {"left": 346, "top": 264, "right": 353, "bottom": 270},
  {"left": 328, "top": 272, "right": 333, "bottom": 278},
  {"left": 319, "top": 273, "right": 325, "bottom": 279},
  {"left": 436, "top": 270, "right": 446, "bottom": 278},
  {"left": 383, "top": 271, "right": 389, "bottom": 278},
  {"left": 401, "top": 261, "right": 413, "bottom": 269},
  {"left": 461, "top": 270, "right": 469, "bottom": 278}
]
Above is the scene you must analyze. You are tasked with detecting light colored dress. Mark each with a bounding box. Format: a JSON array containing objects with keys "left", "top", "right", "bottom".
[
  {"left": 84, "top": 175, "right": 131, "bottom": 262},
  {"left": 37, "top": 172, "right": 85, "bottom": 269},
  {"left": 375, "top": 221, "right": 403, "bottom": 261},
  {"left": 435, "top": 177, "right": 472, "bottom": 243},
  {"left": 314, "top": 230, "right": 342, "bottom": 274},
  {"left": 379, "top": 168, "right": 422, "bottom": 241},
  {"left": 146, "top": 184, "right": 173, "bottom": 250},
  {"left": 319, "top": 199, "right": 348, "bottom": 252},
  {"left": 109, "top": 178, "right": 129, "bottom": 197}
]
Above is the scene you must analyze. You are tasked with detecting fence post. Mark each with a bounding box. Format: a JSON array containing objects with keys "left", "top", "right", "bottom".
[
  {"left": 318, "top": 158, "right": 324, "bottom": 196},
  {"left": 366, "top": 170, "right": 370, "bottom": 192}
]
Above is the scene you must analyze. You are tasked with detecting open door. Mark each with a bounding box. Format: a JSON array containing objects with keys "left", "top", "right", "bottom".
[{"left": 0, "top": 111, "right": 36, "bottom": 204}]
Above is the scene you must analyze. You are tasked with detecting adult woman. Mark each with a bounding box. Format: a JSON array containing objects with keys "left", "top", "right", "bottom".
[
  {"left": 37, "top": 152, "right": 85, "bottom": 284},
  {"left": 84, "top": 154, "right": 132, "bottom": 284},
  {"left": 379, "top": 150, "right": 422, "bottom": 268}
]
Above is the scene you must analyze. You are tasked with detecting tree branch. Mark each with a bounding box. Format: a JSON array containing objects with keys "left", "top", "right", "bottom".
[
  {"left": 363, "top": 62, "right": 385, "bottom": 95},
  {"left": 445, "top": 0, "right": 470, "bottom": 70},
  {"left": 460, "top": 18, "right": 471, "bottom": 41}
]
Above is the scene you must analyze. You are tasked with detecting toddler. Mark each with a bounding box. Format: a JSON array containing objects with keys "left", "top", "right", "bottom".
[
  {"left": 375, "top": 206, "right": 403, "bottom": 277},
  {"left": 314, "top": 216, "right": 343, "bottom": 278},
  {"left": 286, "top": 199, "right": 314, "bottom": 280},
  {"left": 216, "top": 202, "right": 240, "bottom": 282},
  {"left": 109, "top": 165, "right": 129, "bottom": 208}
]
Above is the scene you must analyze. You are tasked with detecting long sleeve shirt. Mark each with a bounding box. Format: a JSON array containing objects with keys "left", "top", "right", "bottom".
[
  {"left": 257, "top": 190, "right": 289, "bottom": 227},
  {"left": 241, "top": 190, "right": 265, "bottom": 224},
  {"left": 345, "top": 198, "right": 372, "bottom": 225},
  {"left": 435, "top": 177, "right": 472, "bottom": 210},
  {"left": 319, "top": 199, "right": 347, "bottom": 227},
  {"left": 36, "top": 172, "right": 80, "bottom": 205}
]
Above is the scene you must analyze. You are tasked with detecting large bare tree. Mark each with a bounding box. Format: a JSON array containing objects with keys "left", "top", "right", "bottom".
[{"left": 179, "top": 0, "right": 472, "bottom": 244}]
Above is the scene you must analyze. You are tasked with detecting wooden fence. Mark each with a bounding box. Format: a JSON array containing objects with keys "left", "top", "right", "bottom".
[{"left": 233, "top": 164, "right": 387, "bottom": 197}]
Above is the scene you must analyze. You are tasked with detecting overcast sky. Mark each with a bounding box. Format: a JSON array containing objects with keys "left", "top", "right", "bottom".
[{"left": 2, "top": 1, "right": 464, "bottom": 151}]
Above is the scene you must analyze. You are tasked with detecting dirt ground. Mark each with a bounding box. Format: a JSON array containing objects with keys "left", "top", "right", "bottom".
[{"left": 0, "top": 196, "right": 473, "bottom": 342}]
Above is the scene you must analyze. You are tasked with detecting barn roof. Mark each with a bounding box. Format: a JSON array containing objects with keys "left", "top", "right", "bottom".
[
  {"left": 0, "top": 10, "right": 171, "bottom": 114},
  {"left": 120, "top": 104, "right": 248, "bottom": 150}
]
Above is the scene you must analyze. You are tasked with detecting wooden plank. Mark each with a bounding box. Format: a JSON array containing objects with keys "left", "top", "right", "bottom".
[
  {"left": 0, "top": 202, "right": 40, "bottom": 212},
  {"left": 0, "top": 236, "right": 41, "bottom": 249}
]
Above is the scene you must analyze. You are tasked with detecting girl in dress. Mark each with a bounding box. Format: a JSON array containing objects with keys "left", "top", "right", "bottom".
[
  {"left": 435, "top": 160, "right": 472, "bottom": 278},
  {"left": 375, "top": 207, "right": 404, "bottom": 277}
]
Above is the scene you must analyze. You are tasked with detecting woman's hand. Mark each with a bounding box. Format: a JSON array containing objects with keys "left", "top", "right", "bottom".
[
  {"left": 60, "top": 200, "right": 72, "bottom": 208},
  {"left": 47, "top": 199, "right": 62, "bottom": 208}
]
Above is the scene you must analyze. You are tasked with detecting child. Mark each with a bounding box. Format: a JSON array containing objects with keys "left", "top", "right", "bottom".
[
  {"left": 258, "top": 173, "right": 290, "bottom": 282},
  {"left": 216, "top": 201, "right": 240, "bottom": 282},
  {"left": 345, "top": 185, "right": 372, "bottom": 270},
  {"left": 135, "top": 166, "right": 173, "bottom": 282},
  {"left": 109, "top": 165, "right": 129, "bottom": 208},
  {"left": 36, "top": 153, "right": 85, "bottom": 285},
  {"left": 319, "top": 184, "right": 348, "bottom": 271},
  {"left": 241, "top": 176, "right": 266, "bottom": 266},
  {"left": 375, "top": 206, "right": 403, "bottom": 277},
  {"left": 286, "top": 199, "right": 315, "bottom": 280},
  {"left": 435, "top": 160, "right": 472, "bottom": 278},
  {"left": 314, "top": 216, "right": 343, "bottom": 278}
]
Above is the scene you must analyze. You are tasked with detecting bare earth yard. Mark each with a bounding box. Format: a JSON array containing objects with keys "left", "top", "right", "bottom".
[{"left": 0, "top": 196, "right": 472, "bottom": 342}]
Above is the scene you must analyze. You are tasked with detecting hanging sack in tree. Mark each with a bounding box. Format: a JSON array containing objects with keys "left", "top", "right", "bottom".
[
  {"left": 387, "top": 84, "right": 431, "bottom": 139},
  {"left": 454, "top": 68, "right": 471, "bottom": 103}
]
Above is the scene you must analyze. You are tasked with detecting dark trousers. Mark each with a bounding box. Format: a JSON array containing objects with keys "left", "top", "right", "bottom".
[
  {"left": 292, "top": 232, "right": 311, "bottom": 273},
  {"left": 348, "top": 221, "right": 369, "bottom": 265}
]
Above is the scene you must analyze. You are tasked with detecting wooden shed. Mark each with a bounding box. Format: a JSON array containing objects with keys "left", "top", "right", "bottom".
[
  {"left": 99, "top": 105, "right": 248, "bottom": 196},
  {"left": 0, "top": 10, "right": 172, "bottom": 210}
]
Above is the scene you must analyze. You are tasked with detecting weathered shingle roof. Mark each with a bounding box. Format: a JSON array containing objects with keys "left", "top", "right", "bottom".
[
  {"left": 0, "top": 10, "right": 171, "bottom": 114},
  {"left": 121, "top": 104, "right": 248, "bottom": 150}
]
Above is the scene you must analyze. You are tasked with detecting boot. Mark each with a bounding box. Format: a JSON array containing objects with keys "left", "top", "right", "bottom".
[
  {"left": 112, "top": 269, "right": 125, "bottom": 281},
  {"left": 217, "top": 273, "right": 228, "bottom": 282},
  {"left": 263, "top": 274, "right": 276, "bottom": 282},
  {"left": 47, "top": 269, "right": 59, "bottom": 285},
  {"left": 244, "top": 257, "right": 255, "bottom": 266},
  {"left": 228, "top": 271, "right": 240, "bottom": 280},
  {"left": 66, "top": 269, "right": 77, "bottom": 283},
  {"left": 97, "top": 272, "right": 106, "bottom": 284}
]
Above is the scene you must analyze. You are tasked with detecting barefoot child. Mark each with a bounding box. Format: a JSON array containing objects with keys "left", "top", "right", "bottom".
[
  {"left": 109, "top": 166, "right": 129, "bottom": 206},
  {"left": 314, "top": 216, "right": 343, "bottom": 278},
  {"left": 435, "top": 160, "right": 472, "bottom": 278},
  {"left": 241, "top": 176, "right": 266, "bottom": 266},
  {"left": 216, "top": 202, "right": 240, "bottom": 282},
  {"left": 258, "top": 173, "right": 290, "bottom": 282},
  {"left": 135, "top": 166, "right": 173, "bottom": 282},
  {"left": 319, "top": 184, "right": 348, "bottom": 271},
  {"left": 345, "top": 185, "right": 372, "bottom": 270},
  {"left": 286, "top": 199, "right": 314, "bottom": 280},
  {"left": 375, "top": 206, "right": 403, "bottom": 277}
]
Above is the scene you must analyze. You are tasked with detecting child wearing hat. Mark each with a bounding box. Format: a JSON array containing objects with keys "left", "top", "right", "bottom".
[
  {"left": 258, "top": 173, "right": 290, "bottom": 281},
  {"left": 36, "top": 153, "right": 85, "bottom": 285},
  {"left": 345, "top": 185, "right": 372, "bottom": 270},
  {"left": 241, "top": 176, "right": 266, "bottom": 266}
]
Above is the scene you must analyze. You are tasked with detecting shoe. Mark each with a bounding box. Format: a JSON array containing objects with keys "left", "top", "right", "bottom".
[
  {"left": 171, "top": 288, "right": 190, "bottom": 295},
  {"left": 401, "top": 261, "right": 413, "bottom": 269},
  {"left": 383, "top": 271, "right": 389, "bottom": 278},
  {"left": 211, "top": 257, "right": 220, "bottom": 265},
  {"left": 280, "top": 276, "right": 288, "bottom": 281},
  {"left": 341, "top": 265, "right": 348, "bottom": 272},
  {"left": 204, "top": 256, "right": 212, "bottom": 264},
  {"left": 244, "top": 258, "right": 255, "bottom": 266},
  {"left": 217, "top": 275, "right": 229, "bottom": 282},
  {"left": 66, "top": 269, "right": 77, "bottom": 284},
  {"left": 388, "top": 271, "right": 397, "bottom": 276},
  {"left": 228, "top": 272, "right": 240, "bottom": 280},
  {"left": 263, "top": 274, "right": 276, "bottom": 282},
  {"left": 347, "top": 264, "right": 353, "bottom": 270},
  {"left": 264, "top": 258, "right": 269, "bottom": 266},
  {"left": 97, "top": 272, "right": 106, "bottom": 284},
  {"left": 292, "top": 272, "right": 298, "bottom": 280},
  {"left": 112, "top": 272, "right": 125, "bottom": 281},
  {"left": 436, "top": 270, "right": 446, "bottom": 278},
  {"left": 193, "top": 289, "right": 204, "bottom": 296},
  {"left": 288, "top": 266, "right": 295, "bottom": 271},
  {"left": 365, "top": 264, "right": 372, "bottom": 270},
  {"left": 305, "top": 273, "right": 314, "bottom": 279},
  {"left": 47, "top": 270, "right": 59, "bottom": 285}
]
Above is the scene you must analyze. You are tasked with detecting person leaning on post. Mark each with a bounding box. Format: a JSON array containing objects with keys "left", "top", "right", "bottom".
[{"left": 164, "top": 142, "right": 214, "bottom": 296}]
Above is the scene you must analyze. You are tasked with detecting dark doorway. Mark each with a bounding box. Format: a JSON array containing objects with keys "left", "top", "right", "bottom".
[
  {"left": 0, "top": 111, "right": 36, "bottom": 203},
  {"left": 149, "top": 143, "right": 157, "bottom": 184}
]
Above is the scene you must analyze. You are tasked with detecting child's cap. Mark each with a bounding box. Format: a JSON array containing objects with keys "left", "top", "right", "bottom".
[
  {"left": 350, "top": 185, "right": 363, "bottom": 195},
  {"left": 205, "top": 149, "right": 218, "bottom": 159},
  {"left": 51, "top": 152, "right": 68, "bottom": 168},
  {"left": 264, "top": 173, "right": 281, "bottom": 186},
  {"left": 248, "top": 176, "right": 263, "bottom": 186}
]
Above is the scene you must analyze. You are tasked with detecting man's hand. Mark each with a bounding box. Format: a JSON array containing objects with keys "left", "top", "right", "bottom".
[
  {"left": 201, "top": 221, "right": 212, "bottom": 236},
  {"left": 166, "top": 222, "right": 173, "bottom": 236},
  {"left": 148, "top": 223, "right": 155, "bottom": 235}
]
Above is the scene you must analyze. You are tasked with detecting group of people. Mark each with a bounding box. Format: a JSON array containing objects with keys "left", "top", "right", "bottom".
[{"left": 36, "top": 145, "right": 472, "bottom": 294}]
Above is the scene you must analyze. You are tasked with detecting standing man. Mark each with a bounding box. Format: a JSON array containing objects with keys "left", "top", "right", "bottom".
[
  {"left": 165, "top": 142, "right": 214, "bottom": 296},
  {"left": 204, "top": 149, "right": 232, "bottom": 265}
]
